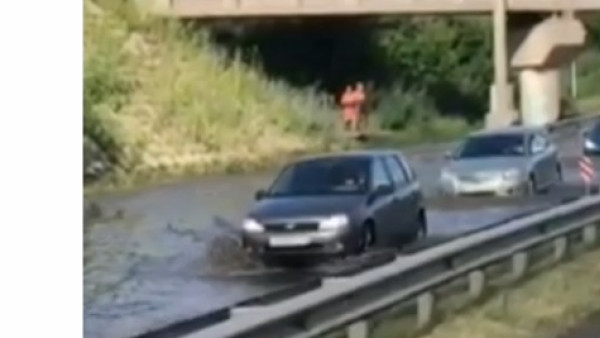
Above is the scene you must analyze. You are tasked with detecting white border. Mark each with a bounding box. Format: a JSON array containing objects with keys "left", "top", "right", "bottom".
[{"left": 0, "top": 1, "right": 81, "bottom": 337}]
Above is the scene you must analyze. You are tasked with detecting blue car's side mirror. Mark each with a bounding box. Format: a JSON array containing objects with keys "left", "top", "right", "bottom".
[{"left": 254, "top": 189, "right": 267, "bottom": 201}]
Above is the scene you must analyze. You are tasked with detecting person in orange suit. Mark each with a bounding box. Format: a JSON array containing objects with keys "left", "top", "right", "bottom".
[
  {"left": 341, "top": 85, "right": 358, "bottom": 132},
  {"left": 353, "top": 82, "right": 367, "bottom": 133}
]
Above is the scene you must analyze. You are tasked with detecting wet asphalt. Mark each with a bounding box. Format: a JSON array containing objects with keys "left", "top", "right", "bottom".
[{"left": 83, "top": 123, "right": 598, "bottom": 338}]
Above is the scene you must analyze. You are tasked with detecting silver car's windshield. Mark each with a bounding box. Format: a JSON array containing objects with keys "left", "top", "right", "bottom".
[{"left": 456, "top": 134, "right": 526, "bottom": 159}]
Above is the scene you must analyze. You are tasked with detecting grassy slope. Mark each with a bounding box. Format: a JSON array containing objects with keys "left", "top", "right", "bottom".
[{"left": 85, "top": 1, "right": 343, "bottom": 189}]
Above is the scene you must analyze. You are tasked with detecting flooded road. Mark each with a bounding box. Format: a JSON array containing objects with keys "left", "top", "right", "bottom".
[
  {"left": 84, "top": 121, "right": 595, "bottom": 338},
  {"left": 84, "top": 197, "right": 565, "bottom": 338}
]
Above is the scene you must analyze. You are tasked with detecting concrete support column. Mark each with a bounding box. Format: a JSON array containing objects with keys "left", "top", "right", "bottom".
[
  {"left": 487, "top": 83, "right": 517, "bottom": 127},
  {"left": 486, "top": 0, "right": 517, "bottom": 129},
  {"left": 518, "top": 68, "right": 560, "bottom": 126}
]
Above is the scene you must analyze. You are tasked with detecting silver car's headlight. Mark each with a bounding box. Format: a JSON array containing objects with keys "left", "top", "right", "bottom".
[
  {"left": 242, "top": 218, "right": 264, "bottom": 233},
  {"left": 502, "top": 168, "right": 521, "bottom": 181},
  {"left": 320, "top": 214, "right": 349, "bottom": 231},
  {"left": 585, "top": 139, "right": 597, "bottom": 150},
  {"left": 441, "top": 169, "right": 455, "bottom": 181}
]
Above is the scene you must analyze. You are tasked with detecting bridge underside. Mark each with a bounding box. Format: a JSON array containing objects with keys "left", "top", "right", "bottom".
[{"left": 145, "top": 0, "right": 600, "bottom": 18}]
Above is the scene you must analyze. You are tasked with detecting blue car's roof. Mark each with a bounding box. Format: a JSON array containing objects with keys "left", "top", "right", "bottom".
[{"left": 294, "top": 149, "right": 406, "bottom": 163}]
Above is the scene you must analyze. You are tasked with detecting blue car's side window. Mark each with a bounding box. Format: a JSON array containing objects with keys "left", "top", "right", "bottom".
[
  {"left": 371, "top": 157, "right": 393, "bottom": 189},
  {"left": 384, "top": 156, "right": 408, "bottom": 186}
]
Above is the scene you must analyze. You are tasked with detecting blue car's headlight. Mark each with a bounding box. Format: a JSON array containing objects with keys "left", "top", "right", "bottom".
[
  {"left": 242, "top": 218, "right": 264, "bottom": 233},
  {"left": 320, "top": 214, "right": 349, "bottom": 231}
]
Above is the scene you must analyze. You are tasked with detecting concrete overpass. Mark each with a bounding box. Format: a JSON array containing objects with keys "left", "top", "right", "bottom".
[{"left": 143, "top": 0, "right": 600, "bottom": 129}]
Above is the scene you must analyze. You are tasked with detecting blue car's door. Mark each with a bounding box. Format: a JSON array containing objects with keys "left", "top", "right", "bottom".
[
  {"left": 367, "top": 157, "right": 397, "bottom": 242},
  {"left": 383, "top": 154, "right": 422, "bottom": 239}
]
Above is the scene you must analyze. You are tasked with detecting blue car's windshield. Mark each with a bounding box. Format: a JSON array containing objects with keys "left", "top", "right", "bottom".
[
  {"left": 267, "top": 157, "right": 370, "bottom": 197},
  {"left": 456, "top": 134, "right": 526, "bottom": 159}
]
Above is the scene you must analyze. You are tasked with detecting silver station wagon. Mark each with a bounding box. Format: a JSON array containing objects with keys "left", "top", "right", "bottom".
[{"left": 438, "top": 126, "right": 563, "bottom": 197}]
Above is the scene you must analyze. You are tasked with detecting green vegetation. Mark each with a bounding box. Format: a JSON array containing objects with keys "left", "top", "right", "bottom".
[
  {"left": 572, "top": 16, "right": 600, "bottom": 112},
  {"left": 84, "top": 2, "right": 600, "bottom": 191},
  {"left": 573, "top": 50, "right": 600, "bottom": 112},
  {"left": 84, "top": 0, "right": 338, "bottom": 189},
  {"left": 216, "top": 17, "right": 492, "bottom": 126}
]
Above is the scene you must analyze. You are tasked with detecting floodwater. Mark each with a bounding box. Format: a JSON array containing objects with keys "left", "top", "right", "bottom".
[{"left": 83, "top": 121, "right": 594, "bottom": 338}]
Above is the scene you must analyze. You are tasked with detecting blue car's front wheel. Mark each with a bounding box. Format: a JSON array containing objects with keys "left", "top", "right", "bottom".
[{"left": 355, "top": 221, "right": 375, "bottom": 254}]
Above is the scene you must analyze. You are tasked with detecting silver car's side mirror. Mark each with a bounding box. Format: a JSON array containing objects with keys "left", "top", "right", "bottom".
[
  {"left": 443, "top": 151, "right": 453, "bottom": 160},
  {"left": 582, "top": 130, "right": 590, "bottom": 139}
]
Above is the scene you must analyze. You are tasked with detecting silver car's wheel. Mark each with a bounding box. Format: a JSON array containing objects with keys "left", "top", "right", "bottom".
[
  {"left": 556, "top": 164, "right": 563, "bottom": 183},
  {"left": 525, "top": 175, "right": 538, "bottom": 196}
]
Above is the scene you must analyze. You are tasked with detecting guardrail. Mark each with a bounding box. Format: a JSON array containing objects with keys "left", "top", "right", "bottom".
[{"left": 180, "top": 195, "right": 600, "bottom": 338}]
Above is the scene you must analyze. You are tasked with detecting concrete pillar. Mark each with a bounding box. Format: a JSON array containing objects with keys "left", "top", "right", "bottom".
[
  {"left": 487, "top": 83, "right": 517, "bottom": 128},
  {"left": 506, "top": 14, "right": 586, "bottom": 127},
  {"left": 518, "top": 68, "right": 560, "bottom": 126},
  {"left": 486, "top": 0, "right": 517, "bottom": 129}
]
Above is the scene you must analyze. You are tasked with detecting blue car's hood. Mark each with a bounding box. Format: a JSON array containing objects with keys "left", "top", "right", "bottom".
[{"left": 248, "top": 195, "right": 364, "bottom": 221}]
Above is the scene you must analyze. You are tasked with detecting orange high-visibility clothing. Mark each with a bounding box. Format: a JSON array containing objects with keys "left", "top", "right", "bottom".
[
  {"left": 353, "top": 87, "right": 366, "bottom": 116},
  {"left": 341, "top": 89, "right": 358, "bottom": 122}
]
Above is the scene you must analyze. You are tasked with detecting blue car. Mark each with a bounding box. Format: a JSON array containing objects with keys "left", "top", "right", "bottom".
[
  {"left": 583, "top": 121, "right": 600, "bottom": 156},
  {"left": 241, "top": 150, "right": 428, "bottom": 262}
]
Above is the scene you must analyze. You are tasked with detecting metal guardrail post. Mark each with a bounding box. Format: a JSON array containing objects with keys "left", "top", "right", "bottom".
[
  {"left": 468, "top": 270, "right": 486, "bottom": 299},
  {"left": 511, "top": 252, "right": 528, "bottom": 280},
  {"left": 416, "top": 292, "right": 435, "bottom": 329},
  {"left": 553, "top": 236, "right": 568, "bottom": 261},
  {"left": 346, "top": 321, "right": 369, "bottom": 338},
  {"left": 583, "top": 224, "right": 598, "bottom": 247}
]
